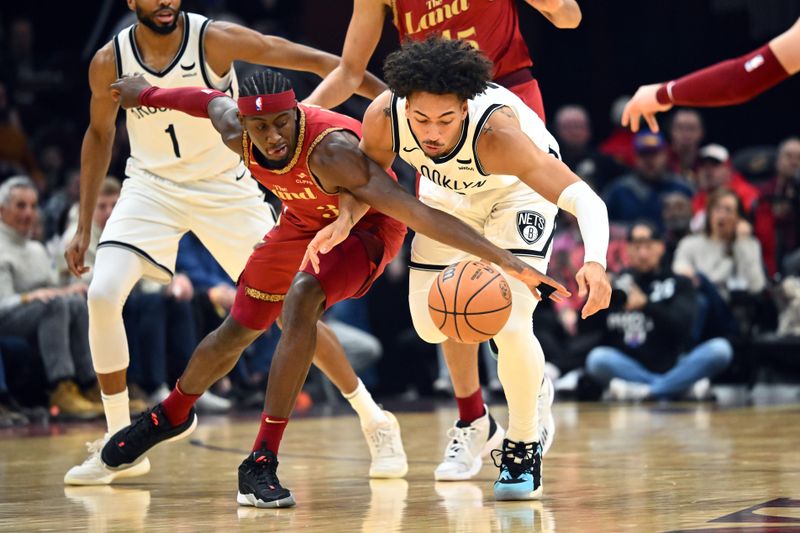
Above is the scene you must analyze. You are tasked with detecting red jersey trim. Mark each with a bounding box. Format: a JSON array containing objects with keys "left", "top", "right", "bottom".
[{"left": 246, "top": 107, "right": 308, "bottom": 175}]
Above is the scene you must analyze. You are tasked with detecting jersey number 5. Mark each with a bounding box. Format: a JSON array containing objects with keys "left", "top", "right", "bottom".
[{"left": 165, "top": 124, "right": 181, "bottom": 158}]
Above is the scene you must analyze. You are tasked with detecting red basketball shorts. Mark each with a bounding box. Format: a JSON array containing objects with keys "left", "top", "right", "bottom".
[
  {"left": 231, "top": 218, "right": 405, "bottom": 331},
  {"left": 509, "top": 78, "right": 545, "bottom": 122}
]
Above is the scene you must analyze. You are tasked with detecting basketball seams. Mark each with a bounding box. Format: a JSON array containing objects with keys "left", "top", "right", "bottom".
[
  {"left": 463, "top": 272, "right": 502, "bottom": 314},
  {"left": 452, "top": 262, "right": 469, "bottom": 343},
  {"left": 464, "top": 301, "right": 512, "bottom": 336},
  {"left": 434, "top": 275, "right": 448, "bottom": 329}
]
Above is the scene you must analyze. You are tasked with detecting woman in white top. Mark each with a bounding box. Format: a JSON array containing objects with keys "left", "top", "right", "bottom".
[{"left": 673, "top": 187, "right": 766, "bottom": 302}]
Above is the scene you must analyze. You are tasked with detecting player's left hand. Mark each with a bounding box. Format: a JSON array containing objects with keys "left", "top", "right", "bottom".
[
  {"left": 110, "top": 74, "right": 152, "bottom": 109},
  {"left": 621, "top": 83, "right": 673, "bottom": 133},
  {"left": 499, "top": 256, "right": 572, "bottom": 302},
  {"left": 301, "top": 222, "right": 350, "bottom": 274},
  {"left": 576, "top": 261, "right": 611, "bottom": 319}
]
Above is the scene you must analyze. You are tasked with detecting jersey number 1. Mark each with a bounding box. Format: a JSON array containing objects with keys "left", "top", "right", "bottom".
[{"left": 165, "top": 124, "right": 181, "bottom": 158}]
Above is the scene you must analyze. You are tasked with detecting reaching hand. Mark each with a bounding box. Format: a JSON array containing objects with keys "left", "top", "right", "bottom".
[
  {"left": 621, "top": 83, "right": 673, "bottom": 133},
  {"left": 575, "top": 261, "right": 611, "bottom": 318},
  {"left": 64, "top": 231, "right": 91, "bottom": 278},
  {"left": 110, "top": 74, "right": 152, "bottom": 109},
  {"left": 301, "top": 221, "right": 351, "bottom": 274},
  {"left": 499, "top": 255, "right": 571, "bottom": 303}
]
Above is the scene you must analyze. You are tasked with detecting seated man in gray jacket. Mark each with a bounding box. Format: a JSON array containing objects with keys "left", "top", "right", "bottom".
[{"left": 0, "top": 176, "right": 102, "bottom": 419}]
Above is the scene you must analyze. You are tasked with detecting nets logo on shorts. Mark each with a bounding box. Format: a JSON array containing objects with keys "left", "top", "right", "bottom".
[{"left": 516, "top": 211, "right": 546, "bottom": 245}]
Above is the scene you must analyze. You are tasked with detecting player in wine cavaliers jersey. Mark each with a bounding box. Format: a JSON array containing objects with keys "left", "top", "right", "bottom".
[
  {"left": 99, "top": 69, "right": 570, "bottom": 508},
  {"left": 304, "top": 0, "right": 580, "bottom": 481},
  {"left": 62, "top": 0, "right": 390, "bottom": 487},
  {"left": 306, "top": 0, "right": 581, "bottom": 118}
]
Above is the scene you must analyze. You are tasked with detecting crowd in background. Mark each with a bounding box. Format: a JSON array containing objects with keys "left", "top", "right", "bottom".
[{"left": 1, "top": 3, "right": 799, "bottom": 427}]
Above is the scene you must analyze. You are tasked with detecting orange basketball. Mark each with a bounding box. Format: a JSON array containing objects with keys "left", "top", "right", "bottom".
[{"left": 428, "top": 260, "right": 513, "bottom": 343}]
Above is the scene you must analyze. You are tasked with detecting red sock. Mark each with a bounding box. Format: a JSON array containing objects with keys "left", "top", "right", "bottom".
[
  {"left": 456, "top": 388, "right": 485, "bottom": 424},
  {"left": 160, "top": 381, "right": 201, "bottom": 426},
  {"left": 252, "top": 413, "right": 289, "bottom": 454}
]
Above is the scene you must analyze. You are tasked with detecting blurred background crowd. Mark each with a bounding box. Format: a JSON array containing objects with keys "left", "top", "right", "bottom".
[{"left": 1, "top": 0, "right": 799, "bottom": 426}]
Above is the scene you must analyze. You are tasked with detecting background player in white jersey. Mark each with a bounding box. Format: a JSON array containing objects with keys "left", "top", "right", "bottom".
[
  {"left": 307, "top": 37, "right": 612, "bottom": 500},
  {"left": 63, "top": 0, "right": 396, "bottom": 485}
]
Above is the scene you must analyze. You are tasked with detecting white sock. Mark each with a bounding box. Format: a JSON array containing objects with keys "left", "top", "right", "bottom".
[
  {"left": 343, "top": 379, "right": 389, "bottom": 427},
  {"left": 102, "top": 389, "right": 131, "bottom": 434}
]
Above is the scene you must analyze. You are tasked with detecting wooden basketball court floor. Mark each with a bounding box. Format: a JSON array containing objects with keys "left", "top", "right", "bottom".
[{"left": 1, "top": 399, "right": 799, "bottom": 533}]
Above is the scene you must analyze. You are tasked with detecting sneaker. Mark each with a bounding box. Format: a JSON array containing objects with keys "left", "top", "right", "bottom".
[
  {"left": 101, "top": 404, "right": 197, "bottom": 469},
  {"left": 538, "top": 376, "right": 556, "bottom": 456},
  {"left": 607, "top": 378, "right": 651, "bottom": 401},
  {"left": 0, "top": 401, "right": 28, "bottom": 426},
  {"left": 434, "top": 405, "right": 505, "bottom": 481},
  {"left": 685, "top": 378, "right": 714, "bottom": 401},
  {"left": 50, "top": 380, "right": 104, "bottom": 420},
  {"left": 65, "top": 435, "right": 151, "bottom": 485},
  {"left": 236, "top": 449, "right": 296, "bottom": 508},
  {"left": 195, "top": 391, "right": 232, "bottom": 414},
  {"left": 362, "top": 411, "right": 408, "bottom": 478},
  {"left": 492, "top": 439, "right": 542, "bottom": 501}
]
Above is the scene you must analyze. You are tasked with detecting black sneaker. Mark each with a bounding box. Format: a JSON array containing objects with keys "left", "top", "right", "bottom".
[
  {"left": 236, "top": 449, "right": 296, "bottom": 508},
  {"left": 101, "top": 404, "right": 197, "bottom": 468}
]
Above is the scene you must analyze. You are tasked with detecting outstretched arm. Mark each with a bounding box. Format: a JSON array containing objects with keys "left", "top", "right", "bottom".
[
  {"left": 110, "top": 75, "right": 244, "bottom": 157},
  {"left": 205, "top": 21, "right": 386, "bottom": 101},
  {"left": 475, "top": 109, "right": 611, "bottom": 318},
  {"left": 307, "top": 131, "right": 571, "bottom": 302},
  {"left": 622, "top": 17, "right": 799, "bottom": 132},
  {"left": 304, "top": 0, "right": 389, "bottom": 109},
  {"left": 64, "top": 42, "right": 119, "bottom": 278},
  {"left": 523, "top": 0, "right": 582, "bottom": 29}
]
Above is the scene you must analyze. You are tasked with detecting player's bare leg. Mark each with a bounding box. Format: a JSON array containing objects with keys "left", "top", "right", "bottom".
[{"left": 314, "top": 321, "right": 407, "bottom": 478}]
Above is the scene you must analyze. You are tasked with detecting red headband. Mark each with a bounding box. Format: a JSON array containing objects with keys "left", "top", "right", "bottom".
[{"left": 238, "top": 89, "right": 297, "bottom": 116}]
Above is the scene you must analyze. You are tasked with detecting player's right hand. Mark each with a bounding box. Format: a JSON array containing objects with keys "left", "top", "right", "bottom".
[
  {"left": 64, "top": 231, "right": 91, "bottom": 278},
  {"left": 621, "top": 83, "right": 673, "bottom": 133},
  {"left": 301, "top": 222, "right": 350, "bottom": 274},
  {"left": 500, "top": 256, "right": 571, "bottom": 303},
  {"left": 110, "top": 74, "right": 152, "bottom": 109}
]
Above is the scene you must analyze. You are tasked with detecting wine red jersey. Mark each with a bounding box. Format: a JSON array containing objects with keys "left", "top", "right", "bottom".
[
  {"left": 391, "top": 0, "right": 533, "bottom": 79},
  {"left": 245, "top": 104, "right": 403, "bottom": 237}
]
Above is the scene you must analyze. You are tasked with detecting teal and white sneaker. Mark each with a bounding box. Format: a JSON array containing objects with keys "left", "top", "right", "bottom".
[{"left": 492, "top": 439, "right": 542, "bottom": 501}]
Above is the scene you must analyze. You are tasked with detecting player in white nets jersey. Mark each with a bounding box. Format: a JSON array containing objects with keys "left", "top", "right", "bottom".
[
  {"left": 63, "top": 0, "right": 401, "bottom": 486},
  {"left": 306, "top": 37, "right": 612, "bottom": 500}
]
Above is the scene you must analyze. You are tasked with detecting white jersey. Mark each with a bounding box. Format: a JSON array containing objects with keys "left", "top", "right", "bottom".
[
  {"left": 390, "top": 83, "right": 561, "bottom": 197},
  {"left": 114, "top": 12, "right": 242, "bottom": 183}
]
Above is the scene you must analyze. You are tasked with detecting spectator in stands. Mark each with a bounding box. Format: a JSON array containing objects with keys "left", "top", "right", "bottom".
[
  {"left": 661, "top": 191, "right": 694, "bottom": 268},
  {"left": 690, "top": 144, "right": 759, "bottom": 231},
  {"left": 553, "top": 105, "right": 628, "bottom": 193},
  {"left": 604, "top": 131, "right": 693, "bottom": 228},
  {"left": 674, "top": 188, "right": 767, "bottom": 302},
  {"left": 667, "top": 109, "right": 705, "bottom": 183},
  {"left": 754, "top": 137, "right": 800, "bottom": 277},
  {"left": 600, "top": 95, "right": 637, "bottom": 167},
  {"left": 0, "top": 81, "right": 44, "bottom": 189},
  {"left": 0, "top": 177, "right": 102, "bottom": 418},
  {"left": 584, "top": 221, "right": 733, "bottom": 401}
]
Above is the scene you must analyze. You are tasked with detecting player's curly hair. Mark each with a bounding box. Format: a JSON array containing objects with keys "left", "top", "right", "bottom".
[
  {"left": 383, "top": 36, "right": 492, "bottom": 101},
  {"left": 239, "top": 68, "right": 293, "bottom": 96}
]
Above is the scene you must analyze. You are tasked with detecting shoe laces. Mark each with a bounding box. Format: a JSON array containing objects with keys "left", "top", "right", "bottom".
[
  {"left": 491, "top": 441, "right": 537, "bottom": 479},
  {"left": 366, "top": 424, "right": 396, "bottom": 457},
  {"left": 444, "top": 425, "right": 479, "bottom": 460},
  {"left": 118, "top": 407, "right": 160, "bottom": 443},
  {"left": 250, "top": 453, "right": 281, "bottom": 489},
  {"left": 80, "top": 437, "right": 107, "bottom": 465}
]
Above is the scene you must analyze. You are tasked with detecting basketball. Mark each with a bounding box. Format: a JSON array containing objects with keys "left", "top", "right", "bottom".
[{"left": 428, "top": 260, "right": 513, "bottom": 343}]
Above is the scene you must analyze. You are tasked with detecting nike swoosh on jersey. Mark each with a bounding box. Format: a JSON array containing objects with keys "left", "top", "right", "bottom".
[
  {"left": 263, "top": 417, "right": 287, "bottom": 424},
  {"left": 180, "top": 62, "right": 196, "bottom": 70},
  {"left": 402, "top": 147, "right": 420, "bottom": 153},
  {"left": 235, "top": 169, "right": 246, "bottom": 181},
  {"left": 457, "top": 158, "right": 473, "bottom": 164}
]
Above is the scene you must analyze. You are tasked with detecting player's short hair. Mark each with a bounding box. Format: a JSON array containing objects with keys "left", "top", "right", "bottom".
[
  {"left": 0, "top": 176, "right": 37, "bottom": 206},
  {"left": 383, "top": 36, "right": 492, "bottom": 101},
  {"left": 239, "top": 69, "right": 293, "bottom": 97}
]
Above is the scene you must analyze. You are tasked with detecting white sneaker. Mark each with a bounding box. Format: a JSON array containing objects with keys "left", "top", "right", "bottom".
[
  {"left": 363, "top": 411, "right": 408, "bottom": 478},
  {"left": 195, "top": 391, "right": 232, "bottom": 413},
  {"left": 64, "top": 435, "right": 151, "bottom": 485},
  {"left": 434, "top": 405, "right": 505, "bottom": 481},
  {"left": 608, "top": 378, "right": 651, "bottom": 401},
  {"left": 685, "top": 378, "right": 713, "bottom": 401},
  {"left": 538, "top": 375, "right": 556, "bottom": 456}
]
